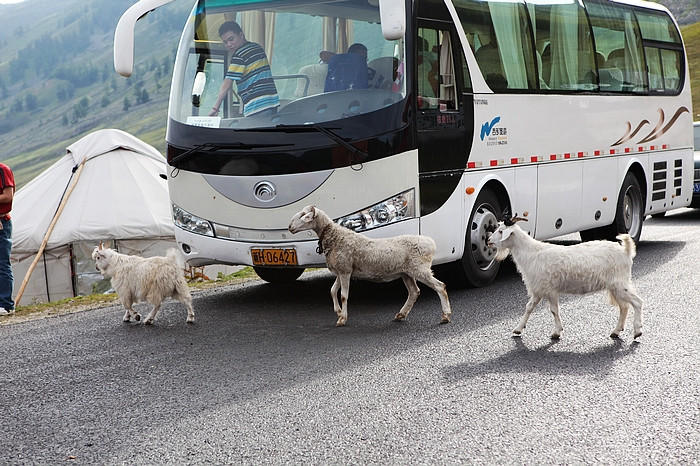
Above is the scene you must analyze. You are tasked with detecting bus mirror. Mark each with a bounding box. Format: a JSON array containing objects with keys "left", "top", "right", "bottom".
[
  {"left": 379, "top": 0, "right": 406, "bottom": 40},
  {"left": 192, "top": 72, "right": 206, "bottom": 107},
  {"left": 114, "top": 0, "right": 177, "bottom": 77}
]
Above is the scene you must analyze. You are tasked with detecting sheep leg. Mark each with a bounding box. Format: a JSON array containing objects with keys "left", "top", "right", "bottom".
[
  {"left": 335, "top": 274, "right": 351, "bottom": 327},
  {"left": 548, "top": 296, "right": 564, "bottom": 339},
  {"left": 513, "top": 296, "right": 541, "bottom": 336},
  {"left": 394, "top": 275, "right": 420, "bottom": 322},
  {"left": 415, "top": 272, "right": 451, "bottom": 323},
  {"left": 330, "top": 276, "right": 341, "bottom": 317}
]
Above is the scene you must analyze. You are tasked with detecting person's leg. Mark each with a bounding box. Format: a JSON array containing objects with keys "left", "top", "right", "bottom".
[{"left": 0, "top": 218, "right": 15, "bottom": 312}]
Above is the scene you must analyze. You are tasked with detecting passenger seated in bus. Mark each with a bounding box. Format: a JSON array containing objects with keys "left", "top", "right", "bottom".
[
  {"left": 324, "top": 43, "right": 371, "bottom": 92},
  {"left": 474, "top": 33, "right": 507, "bottom": 90},
  {"left": 417, "top": 36, "right": 439, "bottom": 102},
  {"left": 209, "top": 21, "right": 280, "bottom": 117}
]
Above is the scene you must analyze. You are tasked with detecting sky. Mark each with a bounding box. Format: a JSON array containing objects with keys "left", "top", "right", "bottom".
[{"left": 0, "top": 0, "right": 25, "bottom": 3}]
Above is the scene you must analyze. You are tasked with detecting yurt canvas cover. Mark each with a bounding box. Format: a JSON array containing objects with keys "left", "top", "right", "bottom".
[{"left": 11, "top": 129, "right": 176, "bottom": 306}]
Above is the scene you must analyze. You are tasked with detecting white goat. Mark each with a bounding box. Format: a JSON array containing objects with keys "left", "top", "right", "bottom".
[
  {"left": 288, "top": 205, "right": 451, "bottom": 326},
  {"left": 92, "top": 244, "right": 195, "bottom": 325},
  {"left": 487, "top": 216, "right": 643, "bottom": 339}
]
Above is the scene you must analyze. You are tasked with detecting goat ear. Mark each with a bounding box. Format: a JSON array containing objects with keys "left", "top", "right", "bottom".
[{"left": 501, "top": 227, "right": 513, "bottom": 241}]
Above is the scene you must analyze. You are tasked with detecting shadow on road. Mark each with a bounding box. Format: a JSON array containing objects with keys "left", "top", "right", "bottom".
[{"left": 443, "top": 336, "right": 640, "bottom": 383}]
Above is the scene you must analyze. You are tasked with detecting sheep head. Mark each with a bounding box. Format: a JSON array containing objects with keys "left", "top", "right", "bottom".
[{"left": 289, "top": 205, "right": 318, "bottom": 234}]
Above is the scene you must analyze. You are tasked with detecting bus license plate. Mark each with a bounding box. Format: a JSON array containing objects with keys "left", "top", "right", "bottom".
[{"left": 251, "top": 248, "right": 298, "bottom": 266}]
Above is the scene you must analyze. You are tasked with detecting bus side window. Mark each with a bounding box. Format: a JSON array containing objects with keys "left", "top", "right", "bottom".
[
  {"left": 587, "top": 1, "right": 646, "bottom": 93},
  {"left": 636, "top": 9, "right": 683, "bottom": 94},
  {"left": 454, "top": 0, "right": 536, "bottom": 92},
  {"left": 417, "top": 28, "right": 463, "bottom": 111},
  {"left": 531, "top": 1, "right": 596, "bottom": 92}
]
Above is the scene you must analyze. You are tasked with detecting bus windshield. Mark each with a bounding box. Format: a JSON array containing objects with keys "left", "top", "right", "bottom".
[{"left": 170, "top": 0, "right": 406, "bottom": 130}]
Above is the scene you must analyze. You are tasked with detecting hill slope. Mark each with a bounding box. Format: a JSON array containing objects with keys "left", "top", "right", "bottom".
[{"left": 0, "top": 0, "right": 192, "bottom": 187}]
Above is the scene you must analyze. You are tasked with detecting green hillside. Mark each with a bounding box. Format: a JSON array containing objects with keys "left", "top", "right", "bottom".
[
  {"left": 682, "top": 21, "right": 700, "bottom": 119},
  {"left": 0, "top": 0, "right": 192, "bottom": 188}
]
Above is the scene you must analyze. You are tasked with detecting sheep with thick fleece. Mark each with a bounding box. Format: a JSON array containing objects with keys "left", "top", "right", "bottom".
[
  {"left": 288, "top": 205, "right": 451, "bottom": 326},
  {"left": 487, "top": 217, "right": 643, "bottom": 339},
  {"left": 92, "top": 244, "right": 195, "bottom": 325}
]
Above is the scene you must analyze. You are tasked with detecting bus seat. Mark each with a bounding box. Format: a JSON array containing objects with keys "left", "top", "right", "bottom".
[
  {"left": 324, "top": 53, "right": 369, "bottom": 92},
  {"left": 368, "top": 57, "right": 397, "bottom": 89},
  {"left": 599, "top": 67, "right": 623, "bottom": 91},
  {"left": 295, "top": 63, "right": 328, "bottom": 97}
]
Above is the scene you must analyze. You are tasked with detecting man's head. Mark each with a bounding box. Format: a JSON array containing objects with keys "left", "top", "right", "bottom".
[
  {"left": 219, "top": 21, "right": 245, "bottom": 52},
  {"left": 348, "top": 43, "right": 368, "bottom": 60}
]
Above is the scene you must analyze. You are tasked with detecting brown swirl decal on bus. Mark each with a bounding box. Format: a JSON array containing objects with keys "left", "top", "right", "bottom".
[{"left": 612, "top": 106, "right": 689, "bottom": 146}]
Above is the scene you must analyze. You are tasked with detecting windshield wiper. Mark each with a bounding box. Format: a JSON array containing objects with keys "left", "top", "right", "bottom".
[
  {"left": 273, "top": 123, "right": 369, "bottom": 164},
  {"left": 169, "top": 141, "right": 293, "bottom": 167}
]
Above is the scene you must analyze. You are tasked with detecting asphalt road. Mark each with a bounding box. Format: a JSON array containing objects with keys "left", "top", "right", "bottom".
[{"left": 1, "top": 209, "right": 699, "bottom": 464}]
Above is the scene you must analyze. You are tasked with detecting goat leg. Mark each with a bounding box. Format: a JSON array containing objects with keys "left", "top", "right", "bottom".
[
  {"left": 143, "top": 302, "right": 163, "bottom": 325},
  {"left": 513, "top": 295, "right": 541, "bottom": 336},
  {"left": 610, "top": 303, "right": 628, "bottom": 338},
  {"left": 548, "top": 297, "right": 563, "bottom": 339}
]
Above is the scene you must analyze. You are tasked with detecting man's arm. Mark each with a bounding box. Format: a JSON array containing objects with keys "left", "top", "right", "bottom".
[
  {"left": 0, "top": 186, "right": 13, "bottom": 204},
  {"left": 209, "top": 79, "right": 233, "bottom": 116}
]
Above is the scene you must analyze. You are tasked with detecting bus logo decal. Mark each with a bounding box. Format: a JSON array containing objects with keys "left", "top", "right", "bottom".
[
  {"left": 480, "top": 116, "right": 501, "bottom": 141},
  {"left": 612, "top": 106, "right": 689, "bottom": 146}
]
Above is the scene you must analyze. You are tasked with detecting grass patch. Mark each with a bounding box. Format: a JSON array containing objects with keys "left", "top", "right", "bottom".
[{"left": 1, "top": 266, "right": 260, "bottom": 325}]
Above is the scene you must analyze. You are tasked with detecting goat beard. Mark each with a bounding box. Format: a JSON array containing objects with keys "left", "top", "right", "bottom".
[{"left": 495, "top": 247, "right": 511, "bottom": 262}]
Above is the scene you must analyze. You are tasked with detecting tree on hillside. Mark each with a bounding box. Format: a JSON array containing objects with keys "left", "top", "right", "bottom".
[
  {"left": 24, "top": 93, "right": 38, "bottom": 112},
  {"left": 123, "top": 97, "right": 131, "bottom": 112},
  {"left": 72, "top": 97, "right": 89, "bottom": 123}
]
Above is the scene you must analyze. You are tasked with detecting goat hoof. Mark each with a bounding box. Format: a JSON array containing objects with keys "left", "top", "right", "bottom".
[
  {"left": 393, "top": 313, "right": 406, "bottom": 322},
  {"left": 440, "top": 316, "right": 450, "bottom": 324},
  {"left": 134, "top": 314, "right": 141, "bottom": 322},
  {"left": 335, "top": 319, "right": 346, "bottom": 327},
  {"left": 550, "top": 334, "right": 561, "bottom": 340},
  {"left": 187, "top": 318, "right": 195, "bottom": 324},
  {"left": 512, "top": 329, "right": 522, "bottom": 335},
  {"left": 634, "top": 331, "right": 642, "bottom": 339},
  {"left": 610, "top": 332, "right": 620, "bottom": 339},
  {"left": 144, "top": 319, "right": 154, "bottom": 325}
]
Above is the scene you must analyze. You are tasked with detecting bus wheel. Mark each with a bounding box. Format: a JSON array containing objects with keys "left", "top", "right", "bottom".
[
  {"left": 254, "top": 267, "right": 305, "bottom": 284},
  {"left": 451, "top": 189, "right": 502, "bottom": 288},
  {"left": 580, "top": 172, "right": 644, "bottom": 243}
]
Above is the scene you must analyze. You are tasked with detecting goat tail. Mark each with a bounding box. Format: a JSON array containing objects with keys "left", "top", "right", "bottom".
[
  {"left": 616, "top": 234, "right": 636, "bottom": 260},
  {"left": 166, "top": 248, "right": 186, "bottom": 269}
]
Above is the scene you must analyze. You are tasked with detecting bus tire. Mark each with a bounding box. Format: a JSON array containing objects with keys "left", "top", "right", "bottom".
[
  {"left": 580, "top": 172, "right": 644, "bottom": 243},
  {"left": 254, "top": 267, "right": 305, "bottom": 284},
  {"left": 449, "top": 189, "right": 502, "bottom": 288}
]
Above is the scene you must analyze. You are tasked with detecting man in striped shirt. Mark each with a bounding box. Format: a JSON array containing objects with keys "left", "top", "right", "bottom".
[{"left": 209, "top": 21, "right": 280, "bottom": 117}]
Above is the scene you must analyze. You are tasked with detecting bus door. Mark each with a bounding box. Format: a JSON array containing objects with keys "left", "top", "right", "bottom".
[{"left": 416, "top": 23, "right": 473, "bottom": 217}]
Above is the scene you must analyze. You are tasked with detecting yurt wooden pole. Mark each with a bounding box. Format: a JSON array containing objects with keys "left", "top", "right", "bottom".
[{"left": 15, "top": 159, "right": 86, "bottom": 305}]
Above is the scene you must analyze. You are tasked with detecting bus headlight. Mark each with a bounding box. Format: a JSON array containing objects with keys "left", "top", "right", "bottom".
[
  {"left": 338, "top": 189, "right": 415, "bottom": 232},
  {"left": 172, "top": 203, "right": 214, "bottom": 237}
]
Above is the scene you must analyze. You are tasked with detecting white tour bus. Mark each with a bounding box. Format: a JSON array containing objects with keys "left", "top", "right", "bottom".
[{"left": 115, "top": 0, "right": 693, "bottom": 286}]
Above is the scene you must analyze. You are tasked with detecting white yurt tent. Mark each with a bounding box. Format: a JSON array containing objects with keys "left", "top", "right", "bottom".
[{"left": 11, "top": 129, "right": 176, "bottom": 306}]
